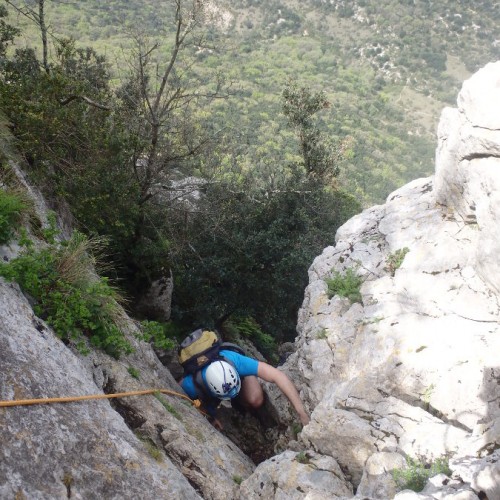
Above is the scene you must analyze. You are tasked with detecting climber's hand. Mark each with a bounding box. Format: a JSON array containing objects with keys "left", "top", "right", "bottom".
[{"left": 298, "top": 411, "right": 310, "bottom": 426}]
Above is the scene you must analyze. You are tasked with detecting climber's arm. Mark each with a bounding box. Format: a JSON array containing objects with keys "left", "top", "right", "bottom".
[{"left": 257, "top": 362, "right": 310, "bottom": 426}]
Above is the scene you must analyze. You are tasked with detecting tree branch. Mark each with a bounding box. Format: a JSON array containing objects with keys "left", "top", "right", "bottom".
[{"left": 58, "top": 95, "right": 110, "bottom": 110}]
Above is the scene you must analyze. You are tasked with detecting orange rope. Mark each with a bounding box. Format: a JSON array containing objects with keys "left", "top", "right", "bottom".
[{"left": 0, "top": 389, "right": 201, "bottom": 409}]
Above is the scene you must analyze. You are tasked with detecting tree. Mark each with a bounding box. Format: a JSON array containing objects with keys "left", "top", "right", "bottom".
[
  {"left": 117, "top": 0, "right": 228, "bottom": 209},
  {"left": 170, "top": 82, "right": 360, "bottom": 341},
  {"left": 4, "top": 0, "right": 49, "bottom": 72},
  {"left": 0, "top": 5, "right": 19, "bottom": 59},
  {"left": 95, "top": 0, "right": 232, "bottom": 292},
  {"left": 282, "top": 80, "right": 349, "bottom": 183},
  {"left": 2, "top": 0, "right": 231, "bottom": 299}
]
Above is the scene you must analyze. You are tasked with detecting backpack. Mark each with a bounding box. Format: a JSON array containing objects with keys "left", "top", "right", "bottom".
[{"left": 178, "top": 328, "right": 245, "bottom": 401}]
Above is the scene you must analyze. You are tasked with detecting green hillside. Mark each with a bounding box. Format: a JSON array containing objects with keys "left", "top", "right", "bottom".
[{"left": 9, "top": 0, "right": 499, "bottom": 205}]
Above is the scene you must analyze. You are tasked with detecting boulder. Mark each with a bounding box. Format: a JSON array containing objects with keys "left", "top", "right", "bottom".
[{"left": 238, "top": 450, "right": 353, "bottom": 499}]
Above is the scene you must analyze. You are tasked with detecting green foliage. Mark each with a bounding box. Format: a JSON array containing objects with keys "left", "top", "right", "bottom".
[
  {"left": 291, "top": 422, "right": 303, "bottom": 439},
  {"left": 127, "top": 366, "right": 140, "bottom": 379},
  {"left": 171, "top": 180, "right": 360, "bottom": 341},
  {"left": 316, "top": 328, "right": 327, "bottom": 339},
  {"left": 0, "top": 5, "right": 19, "bottom": 58},
  {"left": 295, "top": 451, "right": 310, "bottom": 464},
  {"left": 0, "top": 231, "right": 132, "bottom": 357},
  {"left": 282, "top": 80, "right": 343, "bottom": 180},
  {"left": 40, "top": 211, "right": 60, "bottom": 244},
  {"left": 6, "top": 0, "right": 498, "bottom": 207},
  {"left": 422, "top": 383, "right": 435, "bottom": 411},
  {"left": 227, "top": 316, "right": 278, "bottom": 363},
  {"left": 232, "top": 475, "right": 243, "bottom": 485},
  {"left": 392, "top": 457, "right": 451, "bottom": 492},
  {"left": 136, "top": 434, "right": 163, "bottom": 462},
  {"left": 326, "top": 268, "right": 363, "bottom": 303},
  {"left": 386, "top": 247, "right": 410, "bottom": 276},
  {"left": 137, "top": 320, "right": 175, "bottom": 351},
  {"left": 0, "top": 189, "right": 28, "bottom": 244}
]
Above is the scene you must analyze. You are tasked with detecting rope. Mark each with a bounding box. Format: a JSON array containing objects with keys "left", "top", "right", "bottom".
[{"left": 0, "top": 389, "right": 202, "bottom": 409}]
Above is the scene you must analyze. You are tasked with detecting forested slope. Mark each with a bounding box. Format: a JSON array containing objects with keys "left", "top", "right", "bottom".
[{"left": 10, "top": 0, "right": 499, "bottom": 204}]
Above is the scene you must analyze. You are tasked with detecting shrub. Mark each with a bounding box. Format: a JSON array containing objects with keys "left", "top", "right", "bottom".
[
  {"left": 326, "top": 267, "right": 363, "bottom": 303},
  {"left": 227, "top": 316, "right": 278, "bottom": 363},
  {"left": 316, "top": 328, "right": 328, "bottom": 339},
  {"left": 392, "top": 457, "right": 451, "bottom": 492},
  {"left": 135, "top": 434, "right": 163, "bottom": 462},
  {"left": 0, "top": 189, "right": 28, "bottom": 244},
  {"left": 0, "top": 231, "right": 132, "bottom": 357},
  {"left": 137, "top": 320, "right": 176, "bottom": 351}
]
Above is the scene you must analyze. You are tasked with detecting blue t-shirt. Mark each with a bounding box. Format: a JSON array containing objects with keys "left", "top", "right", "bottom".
[{"left": 180, "top": 350, "right": 259, "bottom": 400}]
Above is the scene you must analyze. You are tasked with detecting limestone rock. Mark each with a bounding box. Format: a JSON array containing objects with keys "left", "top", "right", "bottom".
[
  {"left": 135, "top": 272, "right": 174, "bottom": 322},
  {"left": 0, "top": 279, "right": 254, "bottom": 499},
  {"left": 0, "top": 280, "right": 199, "bottom": 499},
  {"left": 357, "top": 452, "right": 407, "bottom": 499},
  {"left": 238, "top": 450, "right": 353, "bottom": 499},
  {"left": 282, "top": 62, "right": 500, "bottom": 497}
]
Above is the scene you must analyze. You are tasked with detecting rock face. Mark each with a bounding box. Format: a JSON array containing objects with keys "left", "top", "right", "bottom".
[
  {"left": 0, "top": 282, "right": 199, "bottom": 500},
  {"left": 277, "top": 61, "right": 500, "bottom": 498},
  {"left": 239, "top": 450, "right": 353, "bottom": 499},
  {"left": 136, "top": 272, "right": 174, "bottom": 322},
  {"left": 0, "top": 278, "right": 255, "bottom": 499}
]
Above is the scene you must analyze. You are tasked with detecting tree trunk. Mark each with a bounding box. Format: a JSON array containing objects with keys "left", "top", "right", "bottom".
[{"left": 38, "top": 0, "right": 49, "bottom": 74}]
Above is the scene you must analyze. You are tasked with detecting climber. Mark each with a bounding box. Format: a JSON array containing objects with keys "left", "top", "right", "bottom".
[{"left": 179, "top": 351, "right": 310, "bottom": 431}]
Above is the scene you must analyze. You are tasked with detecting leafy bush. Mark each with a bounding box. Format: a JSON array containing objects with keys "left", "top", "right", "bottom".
[
  {"left": 227, "top": 316, "right": 278, "bottom": 363},
  {"left": 137, "top": 320, "right": 175, "bottom": 351},
  {"left": 0, "top": 231, "right": 132, "bottom": 357},
  {"left": 0, "top": 189, "right": 28, "bottom": 244},
  {"left": 392, "top": 457, "right": 451, "bottom": 492},
  {"left": 326, "top": 268, "right": 363, "bottom": 303}
]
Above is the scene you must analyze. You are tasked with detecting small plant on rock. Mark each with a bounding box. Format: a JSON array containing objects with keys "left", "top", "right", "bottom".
[
  {"left": 386, "top": 247, "right": 410, "bottom": 276},
  {"left": 154, "top": 392, "right": 182, "bottom": 421},
  {"left": 0, "top": 231, "right": 132, "bottom": 357},
  {"left": 0, "top": 188, "right": 29, "bottom": 244},
  {"left": 127, "top": 366, "right": 140, "bottom": 380},
  {"left": 392, "top": 456, "right": 451, "bottom": 492},
  {"left": 295, "top": 451, "right": 310, "bottom": 464},
  {"left": 291, "top": 422, "right": 303, "bottom": 440},
  {"left": 316, "top": 328, "right": 328, "bottom": 339},
  {"left": 326, "top": 267, "right": 363, "bottom": 303}
]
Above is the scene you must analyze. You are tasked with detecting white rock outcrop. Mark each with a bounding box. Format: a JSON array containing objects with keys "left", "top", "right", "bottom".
[{"left": 274, "top": 62, "right": 500, "bottom": 498}]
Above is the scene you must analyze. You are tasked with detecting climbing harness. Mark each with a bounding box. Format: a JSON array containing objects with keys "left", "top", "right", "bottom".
[{"left": 0, "top": 388, "right": 204, "bottom": 412}]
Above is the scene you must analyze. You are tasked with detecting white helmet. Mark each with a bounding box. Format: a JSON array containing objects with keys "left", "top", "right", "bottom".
[{"left": 203, "top": 360, "right": 241, "bottom": 400}]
